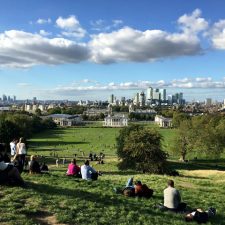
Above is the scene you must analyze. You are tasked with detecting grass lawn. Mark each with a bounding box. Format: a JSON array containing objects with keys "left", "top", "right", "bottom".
[{"left": 1, "top": 126, "right": 225, "bottom": 225}]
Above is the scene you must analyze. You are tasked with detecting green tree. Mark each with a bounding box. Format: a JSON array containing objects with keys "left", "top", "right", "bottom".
[
  {"left": 116, "top": 125, "right": 168, "bottom": 173},
  {"left": 172, "top": 114, "right": 225, "bottom": 160}
]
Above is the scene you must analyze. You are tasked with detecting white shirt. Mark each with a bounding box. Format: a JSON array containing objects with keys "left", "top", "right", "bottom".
[
  {"left": 10, "top": 142, "right": 16, "bottom": 156},
  {"left": 164, "top": 186, "right": 181, "bottom": 209},
  {"left": 17, "top": 143, "right": 26, "bottom": 155},
  {"left": 80, "top": 165, "right": 96, "bottom": 180}
]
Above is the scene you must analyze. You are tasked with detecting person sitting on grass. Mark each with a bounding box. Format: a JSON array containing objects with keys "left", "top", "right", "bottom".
[
  {"left": 0, "top": 143, "right": 26, "bottom": 187},
  {"left": 29, "top": 155, "right": 41, "bottom": 174},
  {"left": 163, "top": 180, "right": 187, "bottom": 212},
  {"left": 40, "top": 162, "right": 49, "bottom": 173},
  {"left": 80, "top": 160, "right": 99, "bottom": 180},
  {"left": 66, "top": 159, "right": 81, "bottom": 177},
  {"left": 185, "top": 207, "right": 216, "bottom": 223}
]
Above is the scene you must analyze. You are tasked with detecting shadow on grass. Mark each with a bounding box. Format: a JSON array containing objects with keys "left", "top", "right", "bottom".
[
  {"left": 28, "top": 181, "right": 163, "bottom": 217},
  {"left": 168, "top": 159, "right": 225, "bottom": 171},
  {"left": 27, "top": 180, "right": 225, "bottom": 224},
  {"left": 102, "top": 170, "right": 141, "bottom": 176}
]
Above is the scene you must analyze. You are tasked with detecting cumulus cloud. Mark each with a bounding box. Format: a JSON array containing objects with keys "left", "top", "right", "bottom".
[
  {"left": 178, "top": 9, "right": 208, "bottom": 34},
  {"left": 89, "top": 26, "right": 202, "bottom": 63},
  {"left": 56, "top": 15, "right": 86, "bottom": 38},
  {"left": 88, "top": 9, "right": 210, "bottom": 64},
  {"left": 0, "top": 30, "right": 89, "bottom": 68},
  {"left": 208, "top": 20, "right": 225, "bottom": 49},
  {"left": 36, "top": 18, "right": 51, "bottom": 24}
]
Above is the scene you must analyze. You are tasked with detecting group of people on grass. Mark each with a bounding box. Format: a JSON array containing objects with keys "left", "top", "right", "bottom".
[
  {"left": 1, "top": 139, "right": 217, "bottom": 223},
  {"left": 0, "top": 138, "right": 50, "bottom": 187}
]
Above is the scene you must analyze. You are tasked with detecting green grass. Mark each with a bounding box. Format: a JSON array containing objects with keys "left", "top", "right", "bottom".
[{"left": 1, "top": 126, "right": 225, "bottom": 225}]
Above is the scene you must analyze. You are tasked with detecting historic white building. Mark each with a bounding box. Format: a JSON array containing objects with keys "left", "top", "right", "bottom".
[
  {"left": 45, "top": 114, "right": 82, "bottom": 126},
  {"left": 103, "top": 115, "right": 128, "bottom": 127},
  {"left": 155, "top": 115, "right": 172, "bottom": 128}
]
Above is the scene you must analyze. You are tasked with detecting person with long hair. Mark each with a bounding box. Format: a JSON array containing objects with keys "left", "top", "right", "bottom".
[{"left": 16, "top": 137, "right": 27, "bottom": 173}]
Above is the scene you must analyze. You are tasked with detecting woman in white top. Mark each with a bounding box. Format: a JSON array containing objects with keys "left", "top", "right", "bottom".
[{"left": 16, "top": 137, "right": 27, "bottom": 173}]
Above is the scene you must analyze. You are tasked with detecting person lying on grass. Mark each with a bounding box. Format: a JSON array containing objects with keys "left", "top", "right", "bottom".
[
  {"left": 80, "top": 160, "right": 100, "bottom": 180},
  {"left": 185, "top": 207, "right": 216, "bottom": 223},
  {"left": 115, "top": 177, "right": 154, "bottom": 198},
  {"left": 66, "top": 159, "right": 81, "bottom": 178},
  {"left": 0, "top": 143, "right": 26, "bottom": 187}
]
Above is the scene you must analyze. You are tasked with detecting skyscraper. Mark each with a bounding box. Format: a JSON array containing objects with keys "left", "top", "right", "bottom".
[{"left": 146, "top": 87, "right": 153, "bottom": 100}]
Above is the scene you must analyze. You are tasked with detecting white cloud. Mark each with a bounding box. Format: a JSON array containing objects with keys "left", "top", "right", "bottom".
[
  {"left": 90, "top": 19, "right": 123, "bottom": 32},
  {"left": 208, "top": 20, "right": 225, "bottom": 49},
  {"left": 17, "top": 83, "right": 31, "bottom": 87},
  {"left": 56, "top": 15, "right": 86, "bottom": 38},
  {"left": 178, "top": 9, "right": 208, "bottom": 34},
  {"left": 46, "top": 77, "right": 225, "bottom": 96},
  {"left": 0, "top": 30, "right": 89, "bottom": 68},
  {"left": 89, "top": 26, "right": 202, "bottom": 64},
  {"left": 37, "top": 18, "right": 51, "bottom": 24},
  {"left": 112, "top": 20, "right": 123, "bottom": 27},
  {"left": 39, "top": 30, "right": 51, "bottom": 36}
]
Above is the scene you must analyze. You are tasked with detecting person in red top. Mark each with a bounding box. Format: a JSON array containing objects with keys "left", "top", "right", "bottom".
[
  {"left": 66, "top": 159, "right": 81, "bottom": 177},
  {"left": 134, "top": 181, "right": 154, "bottom": 198}
]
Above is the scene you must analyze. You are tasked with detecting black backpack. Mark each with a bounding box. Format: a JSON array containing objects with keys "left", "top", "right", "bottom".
[{"left": 194, "top": 211, "right": 209, "bottom": 224}]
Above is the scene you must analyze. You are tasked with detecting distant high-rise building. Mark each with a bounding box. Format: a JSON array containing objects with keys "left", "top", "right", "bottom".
[
  {"left": 139, "top": 91, "right": 146, "bottom": 107},
  {"left": 152, "top": 89, "right": 160, "bottom": 101},
  {"left": 205, "top": 98, "right": 212, "bottom": 106},
  {"left": 146, "top": 87, "right": 153, "bottom": 100},
  {"left": 133, "top": 93, "right": 140, "bottom": 106},
  {"left": 159, "top": 89, "right": 166, "bottom": 101},
  {"left": 2, "top": 94, "right": 7, "bottom": 102},
  {"left": 121, "top": 97, "right": 126, "bottom": 106},
  {"left": 13, "top": 96, "right": 16, "bottom": 102},
  {"left": 108, "top": 94, "right": 115, "bottom": 104}
]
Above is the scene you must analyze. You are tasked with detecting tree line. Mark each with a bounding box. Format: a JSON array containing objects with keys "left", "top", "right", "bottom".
[
  {"left": 172, "top": 112, "right": 225, "bottom": 161},
  {"left": 0, "top": 112, "right": 56, "bottom": 144}
]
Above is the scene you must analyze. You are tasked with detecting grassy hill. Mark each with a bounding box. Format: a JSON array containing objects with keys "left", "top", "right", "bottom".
[{"left": 1, "top": 126, "right": 225, "bottom": 225}]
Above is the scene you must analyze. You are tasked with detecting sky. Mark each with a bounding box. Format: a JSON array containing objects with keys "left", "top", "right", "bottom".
[{"left": 1, "top": 0, "right": 225, "bottom": 101}]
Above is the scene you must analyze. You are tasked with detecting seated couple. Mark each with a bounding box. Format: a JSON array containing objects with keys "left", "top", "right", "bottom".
[
  {"left": 121, "top": 177, "right": 154, "bottom": 198},
  {"left": 67, "top": 159, "right": 100, "bottom": 180}
]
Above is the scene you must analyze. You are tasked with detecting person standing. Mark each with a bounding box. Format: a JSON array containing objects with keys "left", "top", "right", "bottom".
[
  {"left": 16, "top": 137, "right": 27, "bottom": 173},
  {"left": 10, "top": 139, "right": 17, "bottom": 161}
]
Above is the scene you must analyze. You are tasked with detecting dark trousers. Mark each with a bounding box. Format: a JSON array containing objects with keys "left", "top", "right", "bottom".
[{"left": 18, "top": 154, "right": 26, "bottom": 173}]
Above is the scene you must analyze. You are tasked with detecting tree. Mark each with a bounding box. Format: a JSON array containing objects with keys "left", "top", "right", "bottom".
[
  {"left": 172, "top": 119, "right": 193, "bottom": 161},
  {"left": 172, "top": 112, "right": 190, "bottom": 128},
  {"left": 172, "top": 114, "right": 225, "bottom": 160},
  {"left": 116, "top": 125, "right": 168, "bottom": 173}
]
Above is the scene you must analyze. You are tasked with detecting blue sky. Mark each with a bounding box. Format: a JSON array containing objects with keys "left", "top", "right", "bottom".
[{"left": 1, "top": 0, "right": 225, "bottom": 101}]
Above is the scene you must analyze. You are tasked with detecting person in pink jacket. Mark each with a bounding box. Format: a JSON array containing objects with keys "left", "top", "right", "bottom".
[{"left": 66, "top": 159, "right": 81, "bottom": 177}]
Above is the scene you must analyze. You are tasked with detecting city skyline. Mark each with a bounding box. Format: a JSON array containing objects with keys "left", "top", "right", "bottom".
[{"left": 0, "top": 0, "right": 225, "bottom": 101}]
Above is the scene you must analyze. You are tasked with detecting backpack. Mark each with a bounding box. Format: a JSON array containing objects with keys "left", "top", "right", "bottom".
[{"left": 194, "top": 211, "right": 209, "bottom": 223}]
